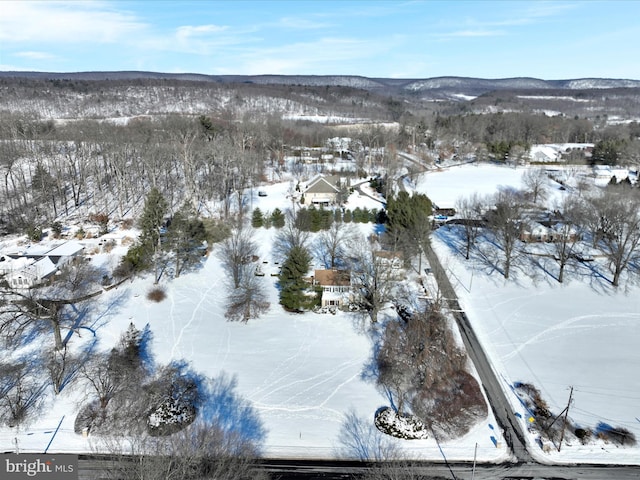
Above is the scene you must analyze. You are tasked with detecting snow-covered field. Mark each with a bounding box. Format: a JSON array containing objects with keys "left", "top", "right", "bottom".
[
  {"left": 412, "top": 164, "right": 640, "bottom": 464},
  {"left": 2, "top": 163, "right": 638, "bottom": 466},
  {"left": 0, "top": 178, "right": 508, "bottom": 463}
]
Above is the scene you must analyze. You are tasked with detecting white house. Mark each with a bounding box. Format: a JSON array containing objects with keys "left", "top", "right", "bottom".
[
  {"left": 1, "top": 240, "right": 85, "bottom": 289},
  {"left": 313, "top": 269, "right": 352, "bottom": 308},
  {"left": 529, "top": 145, "right": 561, "bottom": 163},
  {"left": 6, "top": 256, "right": 57, "bottom": 289},
  {"left": 303, "top": 175, "right": 342, "bottom": 206}
]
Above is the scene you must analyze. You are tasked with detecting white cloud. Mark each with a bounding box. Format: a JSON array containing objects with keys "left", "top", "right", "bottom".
[
  {"left": 14, "top": 51, "right": 58, "bottom": 60},
  {"left": 0, "top": 63, "right": 34, "bottom": 71},
  {"left": 0, "top": 1, "right": 147, "bottom": 44},
  {"left": 276, "top": 16, "right": 332, "bottom": 30},
  {"left": 436, "top": 29, "right": 505, "bottom": 38},
  {"left": 224, "top": 36, "right": 400, "bottom": 75},
  {"left": 176, "top": 24, "right": 229, "bottom": 40}
]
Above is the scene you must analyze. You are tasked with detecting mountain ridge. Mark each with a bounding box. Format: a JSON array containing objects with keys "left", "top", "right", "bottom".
[{"left": 1, "top": 70, "right": 639, "bottom": 94}]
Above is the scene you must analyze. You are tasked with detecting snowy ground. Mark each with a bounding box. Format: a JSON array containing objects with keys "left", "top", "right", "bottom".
[
  {"left": 411, "top": 164, "right": 640, "bottom": 465},
  {"left": 1, "top": 178, "right": 508, "bottom": 462},
  {"left": 2, "top": 164, "right": 638, "bottom": 465}
]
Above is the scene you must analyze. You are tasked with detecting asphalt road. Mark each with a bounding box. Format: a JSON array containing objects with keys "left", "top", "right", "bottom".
[
  {"left": 76, "top": 456, "right": 640, "bottom": 479},
  {"left": 423, "top": 242, "right": 533, "bottom": 463}
]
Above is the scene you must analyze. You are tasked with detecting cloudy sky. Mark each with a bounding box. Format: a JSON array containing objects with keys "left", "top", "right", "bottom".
[{"left": 1, "top": 0, "right": 639, "bottom": 79}]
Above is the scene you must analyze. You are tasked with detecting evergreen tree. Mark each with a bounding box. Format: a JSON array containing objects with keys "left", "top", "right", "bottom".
[
  {"left": 279, "top": 245, "right": 313, "bottom": 311},
  {"left": 385, "top": 192, "right": 432, "bottom": 271},
  {"left": 343, "top": 209, "right": 352, "bottom": 223},
  {"left": 166, "top": 203, "right": 207, "bottom": 277},
  {"left": 308, "top": 205, "right": 322, "bottom": 232},
  {"left": 271, "top": 208, "right": 285, "bottom": 228},
  {"left": 132, "top": 187, "right": 169, "bottom": 281},
  {"left": 31, "top": 163, "right": 58, "bottom": 219},
  {"left": 295, "top": 207, "right": 312, "bottom": 231},
  {"left": 251, "top": 208, "right": 264, "bottom": 228},
  {"left": 591, "top": 139, "right": 627, "bottom": 166},
  {"left": 139, "top": 187, "right": 168, "bottom": 251},
  {"left": 320, "top": 206, "right": 333, "bottom": 230}
]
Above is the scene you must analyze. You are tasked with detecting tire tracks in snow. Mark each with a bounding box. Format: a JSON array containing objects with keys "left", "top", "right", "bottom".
[{"left": 170, "top": 277, "right": 222, "bottom": 359}]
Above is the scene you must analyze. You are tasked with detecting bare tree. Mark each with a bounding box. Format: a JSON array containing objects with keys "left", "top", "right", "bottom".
[
  {"left": 79, "top": 352, "right": 130, "bottom": 412},
  {"left": 551, "top": 196, "right": 584, "bottom": 283},
  {"left": 224, "top": 269, "right": 270, "bottom": 322},
  {"left": 508, "top": 144, "right": 528, "bottom": 167},
  {"left": 336, "top": 408, "right": 400, "bottom": 461},
  {"left": 375, "top": 320, "right": 414, "bottom": 414},
  {"left": 49, "top": 260, "right": 103, "bottom": 299},
  {"left": 0, "top": 359, "right": 46, "bottom": 428},
  {"left": 93, "top": 373, "right": 267, "bottom": 480},
  {"left": 584, "top": 189, "right": 640, "bottom": 286},
  {"left": 95, "top": 421, "right": 267, "bottom": 480},
  {"left": 521, "top": 167, "right": 548, "bottom": 204},
  {"left": 454, "top": 192, "right": 485, "bottom": 260},
  {"left": 45, "top": 346, "right": 82, "bottom": 395},
  {"left": 0, "top": 289, "right": 66, "bottom": 350},
  {"left": 217, "top": 225, "right": 258, "bottom": 289},
  {"left": 315, "top": 221, "right": 358, "bottom": 269},
  {"left": 1, "top": 259, "right": 104, "bottom": 351},
  {"left": 376, "top": 308, "right": 486, "bottom": 440},
  {"left": 272, "top": 211, "right": 311, "bottom": 262},
  {"left": 349, "top": 241, "right": 396, "bottom": 323},
  {"left": 487, "top": 189, "right": 525, "bottom": 279}
]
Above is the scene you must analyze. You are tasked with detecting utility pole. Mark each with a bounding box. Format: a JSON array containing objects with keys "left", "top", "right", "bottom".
[
  {"left": 471, "top": 442, "right": 477, "bottom": 480},
  {"left": 557, "top": 386, "right": 574, "bottom": 452}
]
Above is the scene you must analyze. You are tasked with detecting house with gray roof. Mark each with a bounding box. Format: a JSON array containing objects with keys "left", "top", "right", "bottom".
[{"left": 303, "top": 175, "right": 343, "bottom": 206}]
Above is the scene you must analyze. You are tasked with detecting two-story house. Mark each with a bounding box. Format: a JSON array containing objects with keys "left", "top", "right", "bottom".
[{"left": 313, "top": 269, "right": 352, "bottom": 308}]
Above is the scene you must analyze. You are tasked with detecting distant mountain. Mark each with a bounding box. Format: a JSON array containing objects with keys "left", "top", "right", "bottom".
[
  {"left": 2, "top": 71, "right": 640, "bottom": 122},
  {"left": 1, "top": 71, "right": 639, "bottom": 96}
]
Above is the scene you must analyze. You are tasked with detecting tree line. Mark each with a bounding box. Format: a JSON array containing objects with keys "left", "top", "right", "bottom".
[{"left": 454, "top": 171, "right": 640, "bottom": 286}]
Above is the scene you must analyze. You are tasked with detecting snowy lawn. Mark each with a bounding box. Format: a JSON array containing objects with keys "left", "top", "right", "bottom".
[
  {"left": 412, "top": 164, "right": 640, "bottom": 464},
  {"left": 3, "top": 166, "right": 637, "bottom": 466},
  {"left": 1, "top": 181, "right": 508, "bottom": 463}
]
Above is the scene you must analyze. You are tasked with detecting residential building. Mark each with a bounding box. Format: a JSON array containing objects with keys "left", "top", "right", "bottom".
[{"left": 313, "top": 269, "right": 352, "bottom": 308}]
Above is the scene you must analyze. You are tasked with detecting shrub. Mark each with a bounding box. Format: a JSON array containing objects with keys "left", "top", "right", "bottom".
[
  {"left": 121, "top": 236, "right": 135, "bottom": 246},
  {"left": 374, "top": 406, "right": 428, "bottom": 440},
  {"left": 26, "top": 225, "right": 43, "bottom": 242},
  {"left": 121, "top": 218, "right": 135, "bottom": 229},
  {"left": 595, "top": 422, "right": 637, "bottom": 446},
  {"left": 575, "top": 427, "right": 592, "bottom": 445},
  {"left": 202, "top": 218, "right": 230, "bottom": 244},
  {"left": 252, "top": 208, "right": 264, "bottom": 228},
  {"left": 147, "top": 287, "right": 166, "bottom": 303},
  {"left": 89, "top": 212, "right": 109, "bottom": 234},
  {"left": 51, "top": 221, "right": 63, "bottom": 238}
]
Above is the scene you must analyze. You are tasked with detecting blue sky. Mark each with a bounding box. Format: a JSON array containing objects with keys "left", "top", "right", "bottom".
[{"left": 1, "top": 0, "right": 639, "bottom": 79}]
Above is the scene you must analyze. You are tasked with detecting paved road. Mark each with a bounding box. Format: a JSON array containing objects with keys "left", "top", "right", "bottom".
[
  {"left": 76, "top": 456, "right": 640, "bottom": 479},
  {"left": 422, "top": 242, "right": 533, "bottom": 463},
  {"left": 393, "top": 160, "right": 531, "bottom": 463}
]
